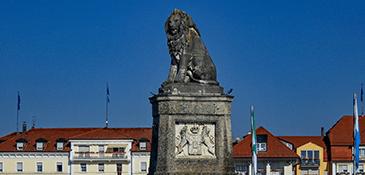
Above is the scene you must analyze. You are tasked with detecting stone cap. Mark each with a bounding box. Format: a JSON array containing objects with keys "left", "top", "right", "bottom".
[{"left": 159, "top": 83, "right": 224, "bottom": 96}]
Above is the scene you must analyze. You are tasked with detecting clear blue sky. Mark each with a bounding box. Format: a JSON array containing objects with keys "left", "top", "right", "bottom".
[{"left": 1, "top": 1, "right": 364, "bottom": 138}]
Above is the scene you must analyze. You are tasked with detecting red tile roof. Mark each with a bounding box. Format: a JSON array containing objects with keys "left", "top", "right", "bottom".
[
  {"left": 327, "top": 115, "right": 365, "bottom": 146},
  {"left": 0, "top": 128, "right": 96, "bottom": 152},
  {"left": 0, "top": 127, "right": 152, "bottom": 152},
  {"left": 0, "top": 132, "right": 21, "bottom": 143},
  {"left": 233, "top": 126, "right": 299, "bottom": 158},
  {"left": 277, "top": 136, "right": 326, "bottom": 149},
  {"left": 331, "top": 146, "right": 352, "bottom": 161},
  {"left": 277, "top": 136, "right": 327, "bottom": 161}
]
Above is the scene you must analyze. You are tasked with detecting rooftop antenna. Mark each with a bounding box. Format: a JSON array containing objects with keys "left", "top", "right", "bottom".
[{"left": 32, "top": 116, "right": 36, "bottom": 129}]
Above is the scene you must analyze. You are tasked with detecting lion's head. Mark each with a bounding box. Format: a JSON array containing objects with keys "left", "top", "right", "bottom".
[{"left": 165, "top": 9, "right": 200, "bottom": 62}]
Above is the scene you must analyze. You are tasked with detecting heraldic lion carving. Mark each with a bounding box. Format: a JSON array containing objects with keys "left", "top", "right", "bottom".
[{"left": 161, "top": 9, "right": 219, "bottom": 87}]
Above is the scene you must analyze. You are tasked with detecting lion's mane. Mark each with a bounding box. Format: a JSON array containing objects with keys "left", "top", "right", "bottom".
[{"left": 164, "top": 9, "right": 200, "bottom": 62}]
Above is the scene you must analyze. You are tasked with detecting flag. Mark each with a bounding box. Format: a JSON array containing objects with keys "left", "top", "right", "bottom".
[
  {"left": 17, "top": 92, "right": 21, "bottom": 110},
  {"left": 354, "top": 93, "right": 360, "bottom": 171},
  {"left": 107, "top": 83, "right": 110, "bottom": 103},
  {"left": 251, "top": 106, "right": 257, "bottom": 175}
]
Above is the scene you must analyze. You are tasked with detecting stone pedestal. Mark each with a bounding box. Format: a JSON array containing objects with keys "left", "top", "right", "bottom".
[{"left": 148, "top": 83, "right": 235, "bottom": 175}]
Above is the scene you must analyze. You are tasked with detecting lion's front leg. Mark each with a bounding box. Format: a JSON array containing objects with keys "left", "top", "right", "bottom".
[
  {"left": 175, "top": 53, "right": 189, "bottom": 83},
  {"left": 161, "top": 64, "right": 177, "bottom": 87}
]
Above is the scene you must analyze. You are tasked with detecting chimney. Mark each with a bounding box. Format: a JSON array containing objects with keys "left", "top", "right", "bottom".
[
  {"left": 321, "top": 127, "right": 324, "bottom": 136},
  {"left": 22, "top": 121, "right": 27, "bottom": 132}
]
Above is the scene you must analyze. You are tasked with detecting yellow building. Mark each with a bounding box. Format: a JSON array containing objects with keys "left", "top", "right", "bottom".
[
  {"left": 278, "top": 136, "right": 327, "bottom": 175},
  {"left": 0, "top": 127, "right": 152, "bottom": 175}
]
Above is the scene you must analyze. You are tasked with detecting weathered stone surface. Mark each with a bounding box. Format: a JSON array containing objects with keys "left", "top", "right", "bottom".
[
  {"left": 148, "top": 93, "right": 235, "bottom": 175},
  {"left": 162, "top": 9, "right": 219, "bottom": 87}
]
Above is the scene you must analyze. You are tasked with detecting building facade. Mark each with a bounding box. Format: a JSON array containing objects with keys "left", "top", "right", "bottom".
[
  {"left": 325, "top": 115, "right": 365, "bottom": 175},
  {"left": 278, "top": 136, "right": 328, "bottom": 175},
  {"left": 0, "top": 127, "right": 152, "bottom": 175},
  {"left": 233, "top": 126, "right": 300, "bottom": 175}
]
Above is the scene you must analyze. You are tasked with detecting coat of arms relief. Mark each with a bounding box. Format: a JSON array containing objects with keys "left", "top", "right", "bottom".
[{"left": 175, "top": 123, "right": 215, "bottom": 158}]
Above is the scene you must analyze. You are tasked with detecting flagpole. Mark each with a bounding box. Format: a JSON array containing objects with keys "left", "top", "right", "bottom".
[
  {"left": 361, "top": 84, "right": 363, "bottom": 116},
  {"left": 106, "top": 83, "right": 109, "bottom": 127},
  {"left": 354, "top": 93, "right": 360, "bottom": 175},
  {"left": 251, "top": 105, "right": 257, "bottom": 175},
  {"left": 17, "top": 91, "right": 20, "bottom": 134}
]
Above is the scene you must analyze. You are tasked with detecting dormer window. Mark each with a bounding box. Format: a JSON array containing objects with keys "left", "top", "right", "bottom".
[
  {"left": 15, "top": 138, "right": 28, "bottom": 151},
  {"left": 56, "top": 138, "right": 67, "bottom": 150},
  {"left": 35, "top": 138, "right": 48, "bottom": 150},
  {"left": 256, "top": 135, "right": 267, "bottom": 152},
  {"left": 140, "top": 142, "right": 147, "bottom": 150},
  {"left": 138, "top": 138, "right": 149, "bottom": 150}
]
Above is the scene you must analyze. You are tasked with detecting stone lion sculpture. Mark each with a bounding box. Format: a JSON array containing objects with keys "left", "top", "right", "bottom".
[{"left": 161, "top": 9, "right": 219, "bottom": 87}]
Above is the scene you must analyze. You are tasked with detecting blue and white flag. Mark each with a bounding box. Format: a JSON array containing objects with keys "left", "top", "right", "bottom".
[
  {"left": 354, "top": 93, "right": 361, "bottom": 170},
  {"left": 251, "top": 106, "right": 257, "bottom": 175}
]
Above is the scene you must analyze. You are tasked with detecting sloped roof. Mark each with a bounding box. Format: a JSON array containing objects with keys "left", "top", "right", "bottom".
[
  {"left": 327, "top": 115, "right": 365, "bottom": 146},
  {"left": 277, "top": 136, "right": 326, "bottom": 149},
  {"left": 0, "top": 132, "right": 21, "bottom": 143},
  {"left": 233, "top": 126, "right": 299, "bottom": 158},
  {"left": 0, "top": 128, "right": 96, "bottom": 152},
  {"left": 69, "top": 127, "right": 134, "bottom": 140},
  {"left": 331, "top": 146, "right": 352, "bottom": 161},
  {"left": 277, "top": 136, "right": 328, "bottom": 161},
  {"left": 0, "top": 127, "right": 152, "bottom": 153}
]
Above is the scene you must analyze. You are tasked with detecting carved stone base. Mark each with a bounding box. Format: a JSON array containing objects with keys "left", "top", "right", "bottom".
[{"left": 148, "top": 89, "right": 235, "bottom": 175}]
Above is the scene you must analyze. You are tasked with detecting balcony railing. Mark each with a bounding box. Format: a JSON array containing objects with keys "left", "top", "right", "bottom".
[
  {"left": 73, "top": 151, "right": 126, "bottom": 160},
  {"left": 301, "top": 158, "right": 320, "bottom": 167}
]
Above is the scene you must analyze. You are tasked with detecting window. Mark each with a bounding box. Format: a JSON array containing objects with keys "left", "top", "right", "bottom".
[
  {"left": 140, "top": 142, "right": 147, "bottom": 150},
  {"left": 360, "top": 165, "right": 364, "bottom": 172},
  {"left": 0, "top": 162, "right": 3, "bottom": 172},
  {"left": 16, "top": 142, "right": 25, "bottom": 150},
  {"left": 16, "top": 162, "right": 23, "bottom": 172},
  {"left": 116, "top": 163, "right": 122, "bottom": 175},
  {"left": 57, "top": 142, "right": 64, "bottom": 150},
  {"left": 36, "top": 162, "right": 43, "bottom": 172},
  {"left": 56, "top": 162, "right": 62, "bottom": 172},
  {"left": 80, "top": 163, "right": 87, "bottom": 172},
  {"left": 99, "top": 145, "right": 104, "bottom": 152},
  {"left": 257, "top": 143, "right": 267, "bottom": 152},
  {"left": 36, "top": 142, "right": 44, "bottom": 150},
  {"left": 99, "top": 145, "right": 105, "bottom": 158},
  {"left": 338, "top": 165, "right": 347, "bottom": 172},
  {"left": 141, "top": 162, "right": 147, "bottom": 172},
  {"left": 98, "top": 163, "right": 105, "bottom": 172},
  {"left": 360, "top": 149, "right": 365, "bottom": 156},
  {"left": 79, "top": 145, "right": 90, "bottom": 158},
  {"left": 256, "top": 135, "right": 267, "bottom": 152},
  {"left": 236, "top": 165, "right": 248, "bottom": 171},
  {"left": 79, "top": 145, "right": 90, "bottom": 152},
  {"left": 301, "top": 150, "right": 320, "bottom": 166},
  {"left": 113, "top": 147, "right": 125, "bottom": 152}
]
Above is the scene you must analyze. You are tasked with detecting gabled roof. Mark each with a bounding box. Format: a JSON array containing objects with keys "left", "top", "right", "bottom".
[
  {"left": 16, "top": 138, "right": 28, "bottom": 142},
  {"left": 0, "top": 128, "right": 96, "bottom": 152},
  {"left": 0, "top": 127, "right": 153, "bottom": 153},
  {"left": 69, "top": 127, "right": 134, "bottom": 140},
  {"left": 277, "top": 136, "right": 326, "bottom": 149},
  {"left": 327, "top": 115, "right": 365, "bottom": 146},
  {"left": 233, "top": 126, "right": 299, "bottom": 158}
]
